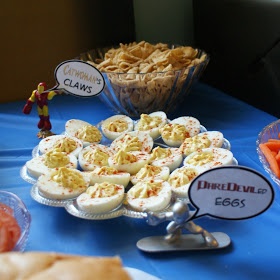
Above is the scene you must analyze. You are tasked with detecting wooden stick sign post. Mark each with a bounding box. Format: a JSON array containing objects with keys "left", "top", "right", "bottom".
[
  {"left": 52, "top": 60, "right": 105, "bottom": 97},
  {"left": 137, "top": 166, "right": 274, "bottom": 252}
]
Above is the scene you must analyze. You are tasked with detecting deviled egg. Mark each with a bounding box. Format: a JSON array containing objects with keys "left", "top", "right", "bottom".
[
  {"left": 134, "top": 111, "right": 167, "bottom": 139},
  {"left": 100, "top": 114, "right": 134, "bottom": 141},
  {"left": 130, "top": 164, "right": 170, "bottom": 185},
  {"left": 183, "top": 147, "right": 234, "bottom": 171},
  {"left": 65, "top": 119, "right": 102, "bottom": 146},
  {"left": 76, "top": 182, "right": 125, "bottom": 214},
  {"left": 108, "top": 150, "right": 151, "bottom": 175},
  {"left": 160, "top": 123, "right": 189, "bottom": 147},
  {"left": 149, "top": 146, "right": 183, "bottom": 172},
  {"left": 78, "top": 143, "right": 114, "bottom": 171},
  {"left": 180, "top": 131, "right": 224, "bottom": 156},
  {"left": 110, "top": 131, "right": 153, "bottom": 153},
  {"left": 160, "top": 116, "right": 200, "bottom": 147},
  {"left": 26, "top": 149, "right": 78, "bottom": 179},
  {"left": 171, "top": 116, "right": 201, "bottom": 137},
  {"left": 126, "top": 179, "right": 172, "bottom": 212},
  {"left": 38, "top": 135, "right": 83, "bottom": 157},
  {"left": 168, "top": 166, "right": 203, "bottom": 198},
  {"left": 36, "top": 167, "right": 90, "bottom": 200},
  {"left": 89, "top": 166, "right": 130, "bottom": 188}
]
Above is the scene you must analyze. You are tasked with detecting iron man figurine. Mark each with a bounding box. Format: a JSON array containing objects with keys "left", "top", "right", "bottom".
[{"left": 23, "top": 82, "right": 59, "bottom": 138}]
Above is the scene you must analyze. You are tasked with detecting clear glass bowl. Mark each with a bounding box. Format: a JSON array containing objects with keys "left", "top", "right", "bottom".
[
  {"left": 256, "top": 119, "right": 280, "bottom": 186},
  {"left": 0, "top": 191, "right": 31, "bottom": 251},
  {"left": 78, "top": 46, "right": 209, "bottom": 118}
]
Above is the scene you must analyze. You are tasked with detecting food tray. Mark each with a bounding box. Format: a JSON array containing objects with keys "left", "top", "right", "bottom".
[
  {"left": 21, "top": 121, "right": 238, "bottom": 220},
  {"left": 64, "top": 195, "right": 178, "bottom": 220}
]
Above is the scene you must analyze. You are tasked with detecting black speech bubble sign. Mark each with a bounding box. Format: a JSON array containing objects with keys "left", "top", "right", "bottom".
[
  {"left": 52, "top": 60, "right": 105, "bottom": 97},
  {"left": 188, "top": 165, "right": 274, "bottom": 220}
]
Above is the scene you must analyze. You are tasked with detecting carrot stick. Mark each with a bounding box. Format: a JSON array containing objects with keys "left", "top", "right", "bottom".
[
  {"left": 275, "top": 150, "right": 280, "bottom": 163},
  {"left": 267, "top": 139, "right": 280, "bottom": 142},
  {"left": 259, "top": 143, "right": 280, "bottom": 178},
  {"left": 271, "top": 151, "right": 277, "bottom": 157},
  {"left": 264, "top": 141, "right": 280, "bottom": 152}
]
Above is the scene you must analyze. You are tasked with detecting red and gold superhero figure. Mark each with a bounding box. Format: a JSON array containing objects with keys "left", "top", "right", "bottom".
[{"left": 23, "top": 82, "right": 59, "bottom": 133}]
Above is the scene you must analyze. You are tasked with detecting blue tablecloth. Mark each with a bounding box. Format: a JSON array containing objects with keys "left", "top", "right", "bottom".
[{"left": 1, "top": 82, "right": 279, "bottom": 279}]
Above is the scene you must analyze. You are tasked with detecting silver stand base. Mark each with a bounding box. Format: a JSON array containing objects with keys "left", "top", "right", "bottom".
[{"left": 137, "top": 232, "right": 231, "bottom": 252}]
